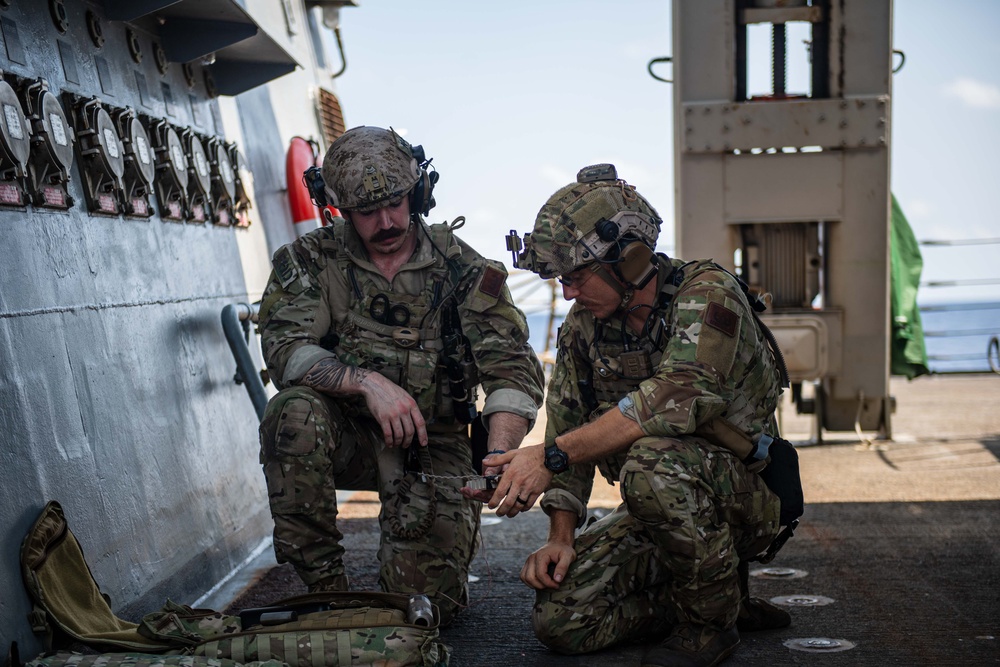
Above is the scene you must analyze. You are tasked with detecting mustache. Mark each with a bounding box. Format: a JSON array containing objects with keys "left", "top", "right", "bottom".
[{"left": 369, "top": 226, "right": 406, "bottom": 243}]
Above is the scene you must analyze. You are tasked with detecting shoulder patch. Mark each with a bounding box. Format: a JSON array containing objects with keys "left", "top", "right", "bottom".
[
  {"left": 273, "top": 246, "right": 299, "bottom": 289},
  {"left": 479, "top": 265, "right": 507, "bottom": 298},
  {"left": 705, "top": 301, "right": 739, "bottom": 338}
]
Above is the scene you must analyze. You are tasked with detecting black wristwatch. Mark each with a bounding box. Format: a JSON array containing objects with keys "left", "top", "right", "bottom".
[{"left": 544, "top": 443, "right": 570, "bottom": 474}]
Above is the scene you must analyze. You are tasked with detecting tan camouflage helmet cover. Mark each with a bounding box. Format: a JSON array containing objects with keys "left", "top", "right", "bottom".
[
  {"left": 516, "top": 164, "right": 662, "bottom": 279},
  {"left": 322, "top": 126, "right": 421, "bottom": 212}
]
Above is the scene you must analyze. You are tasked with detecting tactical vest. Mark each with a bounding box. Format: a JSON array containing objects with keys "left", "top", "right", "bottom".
[
  {"left": 588, "top": 324, "right": 665, "bottom": 413},
  {"left": 584, "top": 259, "right": 692, "bottom": 414},
  {"left": 327, "top": 222, "right": 471, "bottom": 425},
  {"left": 583, "top": 257, "right": 782, "bottom": 441}
]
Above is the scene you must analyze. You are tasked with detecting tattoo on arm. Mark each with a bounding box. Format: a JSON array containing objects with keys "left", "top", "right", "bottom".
[{"left": 302, "top": 358, "right": 370, "bottom": 394}]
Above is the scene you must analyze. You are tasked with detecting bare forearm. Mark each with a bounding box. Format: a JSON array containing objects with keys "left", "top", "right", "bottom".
[
  {"left": 486, "top": 411, "right": 530, "bottom": 453},
  {"left": 547, "top": 509, "right": 577, "bottom": 546},
  {"left": 556, "top": 407, "right": 644, "bottom": 466},
  {"left": 301, "top": 358, "right": 427, "bottom": 447},
  {"left": 300, "top": 357, "right": 371, "bottom": 397}
]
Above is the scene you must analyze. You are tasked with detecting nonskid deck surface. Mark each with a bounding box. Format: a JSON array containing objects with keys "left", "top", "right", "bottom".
[{"left": 225, "top": 374, "right": 1000, "bottom": 666}]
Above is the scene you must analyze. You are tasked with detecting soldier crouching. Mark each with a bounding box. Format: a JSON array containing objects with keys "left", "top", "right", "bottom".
[
  {"left": 487, "top": 164, "right": 797, "bottom": 665},
  {"left": 256, "top": 126, "right": 544, "bottom": 625}
]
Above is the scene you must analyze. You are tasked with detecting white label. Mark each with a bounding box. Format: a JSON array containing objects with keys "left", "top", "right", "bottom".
[
  {"left": 171, "top": 144, "right": 185, "bottom": 169},
  {"left": 4, "top": 104, "right": 23, "bottom": 140},
  {"left": 49, "top": 113, "right": 67, "bottom": 146},
  {"left": 103, "top": 128, "right": 120, "bottom": 158},
  {"left": 0, "top": 183, "right": 21, "bottom": 204},
  {"left": 136, "top": 135, "right": 150, "bottom": 164},
  {"left": 221, "top": 159, "right": 234, "bottom": 184},
  {"left": 195, "top": 150, "right": 208, "bottom": 177}
]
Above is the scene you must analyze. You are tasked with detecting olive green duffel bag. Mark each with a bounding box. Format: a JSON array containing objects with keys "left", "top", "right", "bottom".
[{"left": 20, "top": 501, "right": 449, "bottom": 667}]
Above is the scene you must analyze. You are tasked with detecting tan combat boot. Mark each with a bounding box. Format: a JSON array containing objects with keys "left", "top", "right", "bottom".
[
  {"left": 307, "top": 573, "right": 350, "bottom": 593},
  {"left": 641, "top": 623, "right": 740, "bottom": 667},
  {"left": 735, "top": 560, "right": 791, "bottom": 632}
]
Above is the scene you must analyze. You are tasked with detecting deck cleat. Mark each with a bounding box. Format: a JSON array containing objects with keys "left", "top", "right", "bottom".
[
  {"left": 751, "top": 566, "right": 808, "bottom": 580},
  {"left": 784, "top": 637, "right": 856, "bottom": 653},
  {"left": 770, "top": 594, "right": 835, "bottom": 607}
]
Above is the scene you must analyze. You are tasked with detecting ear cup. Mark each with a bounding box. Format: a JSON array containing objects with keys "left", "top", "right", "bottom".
[
  {"left": 617, "top": 242, "right": 656, "bottom": 288},
  {"left": 408, "top": 168, "right": 437, "bottom": 216}
]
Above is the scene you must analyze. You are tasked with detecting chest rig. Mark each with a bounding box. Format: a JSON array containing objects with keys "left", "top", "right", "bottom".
[
  {"left": 328, "top": 222, "right": 471, "bottom": 423},
  {"left": 581, "top": 260, "right": 688, "bottom": 415}
]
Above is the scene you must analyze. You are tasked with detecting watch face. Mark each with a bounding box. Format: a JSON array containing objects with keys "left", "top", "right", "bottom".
[{"left": 545, "top": 446, "right": 569, "bottom": 473}]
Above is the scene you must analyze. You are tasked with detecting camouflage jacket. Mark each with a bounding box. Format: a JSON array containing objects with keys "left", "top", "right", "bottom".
[
  {"left": 541, "top": 255, "right": 783, "bottom": 523},
  {"left": 258, "top": 217, "right": 544, "bottom": 427}
]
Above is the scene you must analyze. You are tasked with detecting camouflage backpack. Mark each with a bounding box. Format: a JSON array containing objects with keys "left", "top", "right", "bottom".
[{"left": 19, "top": 501, "right": 450, "bottom": 667}]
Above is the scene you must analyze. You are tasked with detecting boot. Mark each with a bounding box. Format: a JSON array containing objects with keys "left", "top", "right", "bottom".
[
  {"left": 307, "top": 573, "right": 350, "bottom": 593},
  {"left": 736, "top": 560, "right": 790, "bottom": 632},
  {"left": 737, "top": 597, "right": 791, "bottom": 632},
  {"left": 641, "top": 623, "right": 740, "bottom": 667}
]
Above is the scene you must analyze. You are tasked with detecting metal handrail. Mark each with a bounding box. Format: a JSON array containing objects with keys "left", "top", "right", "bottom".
[
  {"left": 920, "top": 302, "right": 1000, "bottom": 312},
  {"left": 221, "top": 302, "right": 268, "bottom": 420},
  {"left": 918, "top": 300, "right": 1000, "bottom": 374},
  {"left": 920, "top": 237, "right": 1000, "bottom": 246},
  {"left": 921, "top": 278, "right": 1000, "bottom": 287},
  {"left": 917, "top": 238, "right": 999, "bottom": 371},
  {"left": 923, "top": 328, "right": 998, "bottom": 338}
]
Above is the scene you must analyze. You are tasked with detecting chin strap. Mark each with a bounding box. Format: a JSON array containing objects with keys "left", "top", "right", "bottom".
[{"left": 590, "top": 264, "right": 635, "bottom": 309}]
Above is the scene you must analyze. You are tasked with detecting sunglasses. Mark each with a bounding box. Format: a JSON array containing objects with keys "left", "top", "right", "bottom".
[{"left": 558, "top": 263, "right": 600, "bottom": 287}]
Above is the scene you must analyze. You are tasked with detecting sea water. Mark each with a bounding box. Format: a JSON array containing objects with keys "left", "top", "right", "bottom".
[{"left": 918, "top": 301, "right": 1000, "bottom": 374}]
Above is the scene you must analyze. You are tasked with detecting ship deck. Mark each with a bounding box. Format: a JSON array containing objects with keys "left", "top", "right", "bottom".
[{"left": 221, "top": 373, "right": 1000, "bottom": 666}]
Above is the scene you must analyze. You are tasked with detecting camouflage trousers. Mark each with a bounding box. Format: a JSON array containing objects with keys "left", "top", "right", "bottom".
[
  {"left": 533, "top": 435, "right": 779, "bottom": 654},
  {"left": 259, "top": 386, "right": 481, "bottom": 625}
]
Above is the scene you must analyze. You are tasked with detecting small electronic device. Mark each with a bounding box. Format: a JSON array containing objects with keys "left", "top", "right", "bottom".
[{"left": 465, "top": 475, "right": 500, "bottom": 492}]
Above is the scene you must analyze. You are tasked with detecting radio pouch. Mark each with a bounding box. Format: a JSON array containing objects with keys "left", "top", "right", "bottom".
[
  {"left": 697, "top": 419, "right": 805, "bottom": 526},
  {"left": 757, "top": 437, "right": 805, "bottom": 527}
]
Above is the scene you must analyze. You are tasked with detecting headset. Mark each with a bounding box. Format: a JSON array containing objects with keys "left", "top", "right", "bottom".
[
  {"left": 302, "top": 135, "right": 439, "bottom": 218},
  {"left": 303, "top": 166, "right": 328, "bottom": 207},
  {"left": 406, "top": 142, "right": 439, "bottom": 217},
  {"left": 616, "top": 238, "right": 657, "bottom": 288},
  {"left": 581, "top": 210, "right": 659, "bottom": 290},
  {"left": 572, "top": 164, "right": 660, "bottom": 290}
]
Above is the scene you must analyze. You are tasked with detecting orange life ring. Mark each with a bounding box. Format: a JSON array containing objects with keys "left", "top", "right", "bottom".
[{"left": 286, "top": 136, "right": 339, "bottom": 236}]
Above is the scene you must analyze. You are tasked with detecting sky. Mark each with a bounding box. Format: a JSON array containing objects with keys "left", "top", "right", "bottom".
[{"left": 331, "top": 0, "right": 999, "bottom": 309}]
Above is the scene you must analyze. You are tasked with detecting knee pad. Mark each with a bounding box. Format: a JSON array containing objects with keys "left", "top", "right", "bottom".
[
  {"left": 260, "top": 388, "right": 334, "bottom": 459},
  {"left": 620, "top": 437, "right": 705, "bottom": 527},
  {"left": 621, "top": 464, "right": 688, "bottom": 528},
  {"left": 260, "top": 389, "right": 337, "bottom": 515}
]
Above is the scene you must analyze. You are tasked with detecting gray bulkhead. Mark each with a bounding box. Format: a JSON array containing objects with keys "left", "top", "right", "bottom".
[{"left": 0, "top": 0, "right": 332, "bottom": 654}]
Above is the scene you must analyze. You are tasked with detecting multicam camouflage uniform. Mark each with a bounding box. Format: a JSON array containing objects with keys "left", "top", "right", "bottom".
[
  {"left": 533, "top": 255, "right": 782, "bottom": 654},
  {"left": 257, "top": 216, "right": 543, "bottom": 624}
]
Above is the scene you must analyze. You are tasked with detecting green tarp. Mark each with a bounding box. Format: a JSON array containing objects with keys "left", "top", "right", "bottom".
[{"left": 890, "top": 194, "right": 931, "bottom": 378}]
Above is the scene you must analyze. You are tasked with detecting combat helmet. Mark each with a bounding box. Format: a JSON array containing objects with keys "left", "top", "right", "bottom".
[
  {"left": 506, "top": 164, "right": 662, "bottom": 302},
  {"left": 322, "top": 126, "right": 437, "bottom": 215}
]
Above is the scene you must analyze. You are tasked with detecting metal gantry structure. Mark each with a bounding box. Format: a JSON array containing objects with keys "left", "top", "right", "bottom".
[{"left": 671, "top": 0, "right": 896, "bottom": 437}]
